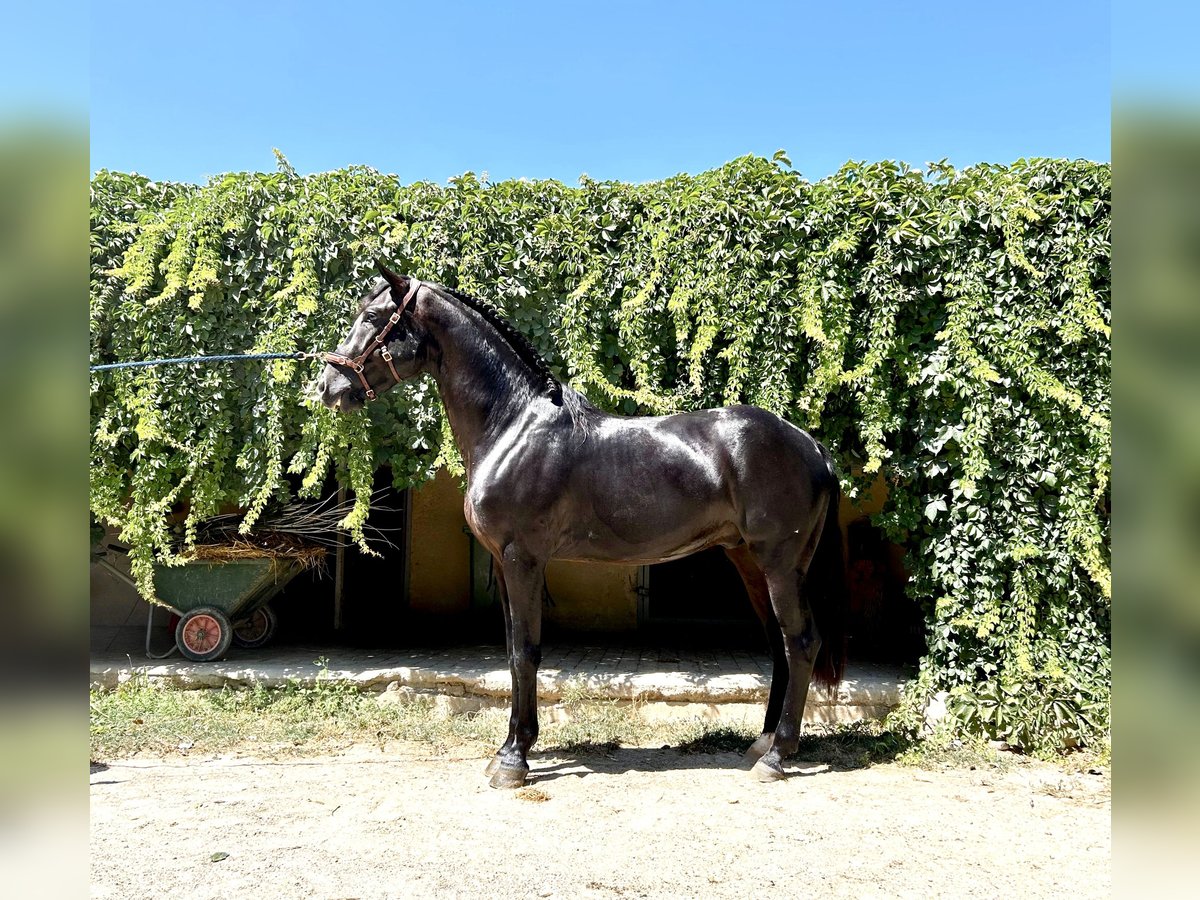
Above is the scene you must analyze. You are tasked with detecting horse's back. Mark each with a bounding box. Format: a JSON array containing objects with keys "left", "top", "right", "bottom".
[{"left": 551, "top": 404, "right": 833, "bottom": 560}]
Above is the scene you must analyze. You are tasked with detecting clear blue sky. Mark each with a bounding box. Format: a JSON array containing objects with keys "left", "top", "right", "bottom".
[{"left": 84, "top": 0, "right": 1117, "bottom": 185}]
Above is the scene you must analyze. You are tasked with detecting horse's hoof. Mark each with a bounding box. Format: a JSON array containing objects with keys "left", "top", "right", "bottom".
[
  {"left": 751, "top": 758, "right": 786, "bottom": 782},
  {"left": 483, "top": 756, "right": 501, "bottom": 777},
  {"left": 743, "top": 733, "right": 773, "bottom": 764},
  {"left": 488, "top": 765, "right": 529, "bottom": 790}
]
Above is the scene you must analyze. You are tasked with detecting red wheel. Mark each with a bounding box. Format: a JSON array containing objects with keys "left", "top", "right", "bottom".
[
  {"left": 175, "top": 607, "right": 233, "bottom": 662},
  {"left": 232, "top": 605, "right": 278, "bottom": 649}
]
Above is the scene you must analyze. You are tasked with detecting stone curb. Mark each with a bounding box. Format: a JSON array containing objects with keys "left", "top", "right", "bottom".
[{"left": 90, "top": 649, "right": 907, "bottom": 719}]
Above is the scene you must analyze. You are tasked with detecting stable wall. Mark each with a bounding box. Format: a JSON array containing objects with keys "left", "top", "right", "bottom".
[
  {"left": 90, "top": 545, "right": 145, "bottom": 653},
  {"left": 841, "top": 469, "right": 909, "bottom": 586},
  {"left": 406, "top": 469, "right": 472, "bottom": 615},
  {"left": 407, "top": 469, "right": 641, "bottom": 630},
  {"left": 544, "top": 560, "right": 640, "bottom": 631}
]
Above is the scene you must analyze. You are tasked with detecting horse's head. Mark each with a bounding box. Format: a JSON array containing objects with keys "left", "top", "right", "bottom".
[{"left": 315, "top": 261, "right": 428, "bottom": 412}]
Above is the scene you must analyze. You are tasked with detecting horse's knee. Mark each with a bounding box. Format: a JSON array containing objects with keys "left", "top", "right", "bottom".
[
  {"left": 514, "top": 640, "right": 542, "bottom": 670},
  {"left": 780, "top": 618, "right": 820, "bottom": 663}
]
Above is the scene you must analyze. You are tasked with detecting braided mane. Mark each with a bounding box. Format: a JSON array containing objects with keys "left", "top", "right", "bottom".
[{"left": 440, "top": 284, "right": 563, "bottom": 403}]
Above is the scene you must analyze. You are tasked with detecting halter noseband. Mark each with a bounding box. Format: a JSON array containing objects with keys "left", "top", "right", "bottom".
[{"left": 321, "top": 278, "right": 421, "bottom": 401}]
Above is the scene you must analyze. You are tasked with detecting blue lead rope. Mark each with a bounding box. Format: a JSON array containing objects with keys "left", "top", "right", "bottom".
[{"left": 90, "top": 351, "right": 315, "bottom": 372}]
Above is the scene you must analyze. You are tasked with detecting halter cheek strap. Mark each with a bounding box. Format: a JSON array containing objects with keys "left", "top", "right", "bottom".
[{"left": 322, "top": 278, "right": 422, "bottom": 400}]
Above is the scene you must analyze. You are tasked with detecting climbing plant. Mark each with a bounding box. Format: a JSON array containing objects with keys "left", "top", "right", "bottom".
[{"left": 90, "top": 152, "right": 1110, "bottom": 753}]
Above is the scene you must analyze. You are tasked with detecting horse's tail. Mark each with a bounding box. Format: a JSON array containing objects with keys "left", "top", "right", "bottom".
[{"left": 807, "top": 471, "right": 849, "bottom": 690}]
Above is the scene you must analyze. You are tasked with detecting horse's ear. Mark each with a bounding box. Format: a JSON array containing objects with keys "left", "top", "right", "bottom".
[{"left": 375, "top": 258, "right": 408, "bottom": 293}]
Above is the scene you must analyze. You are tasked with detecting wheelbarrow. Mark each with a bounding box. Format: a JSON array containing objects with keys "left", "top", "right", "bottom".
[
  {"left": 154, "top": 557, "right": 315, "bottom": 662},
  {"left": 95, "top": 552, "right": 318, "bottom": 662}
]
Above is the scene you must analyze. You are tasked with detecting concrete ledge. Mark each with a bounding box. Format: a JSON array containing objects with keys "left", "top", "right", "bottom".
[
  {"left": 90, "top": 645, "right": 909, "bottom": 723},
  {"left": 376, "top": 687, "right": 901, "bottom": 728}
]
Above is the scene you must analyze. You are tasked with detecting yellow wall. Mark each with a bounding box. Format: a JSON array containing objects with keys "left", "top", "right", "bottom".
[
  {"left": 407, "top": 469, "right": 640, "bottom": 629},
  {"left": 545, "top": 560, "right": 639, "bottom": 631},
  {"left": 407, "top": 469, "right": 471, "bottom": 615},
  {"left": 840, "top": 468, "right": 888, "bottom": 526}
]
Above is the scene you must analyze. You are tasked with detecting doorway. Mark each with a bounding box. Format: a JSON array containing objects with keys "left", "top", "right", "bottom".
[
  {"left": 639, "top": 548, "right": 761, "bottom": 647},
  {"left": 273, "top": 467, "right": 410, "bottom": 645},
  {"left": 638, "top": 522, "right": 925, "bottom": 664}
]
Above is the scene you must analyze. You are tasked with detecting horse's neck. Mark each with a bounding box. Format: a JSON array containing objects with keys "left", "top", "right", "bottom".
[{"left": 422, "top": 299, "right": 546, "bottom": 475}]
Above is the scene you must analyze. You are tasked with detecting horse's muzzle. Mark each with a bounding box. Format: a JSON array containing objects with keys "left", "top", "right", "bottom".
[{"left": 314, "top": 365, "right": 363, "bottom": 412}]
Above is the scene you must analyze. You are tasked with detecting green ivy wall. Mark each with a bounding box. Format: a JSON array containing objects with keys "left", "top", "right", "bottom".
[{"left": 90, "top": 153, "right": 1110, "bottom": 752}]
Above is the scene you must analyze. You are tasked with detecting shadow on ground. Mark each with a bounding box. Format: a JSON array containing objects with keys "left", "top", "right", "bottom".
[{"left": 529, "top": 724, "right": 912, "bottom": 784}]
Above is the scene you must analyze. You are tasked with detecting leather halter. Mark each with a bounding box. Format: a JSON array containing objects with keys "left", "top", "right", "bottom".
[{"left": 321, "top": 278, "right": 421, "bottom": 401}]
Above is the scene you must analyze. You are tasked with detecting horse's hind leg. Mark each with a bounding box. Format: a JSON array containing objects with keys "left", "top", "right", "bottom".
[
  {"left": 489, "top": 544, "right": 546, "bottom": 789},
  {"left": 750, "top": 533, "right": 823, "bottom": 782},
  {"left": 725, "top": 545, "right": 786, "bottom": 763}
]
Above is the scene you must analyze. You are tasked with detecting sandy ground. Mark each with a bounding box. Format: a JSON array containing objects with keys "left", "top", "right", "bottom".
[{"left": 90, "top": 744, "right": 1110, "bottom": 899}]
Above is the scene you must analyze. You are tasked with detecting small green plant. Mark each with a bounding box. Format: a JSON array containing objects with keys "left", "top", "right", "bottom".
[
  {"left": 886, "top": 664, "right": 1109, "bottom": 762},
  {"left": 675, "top": 724, "right": 758, "bottom": 755},
  {"left": 894, "top": 728, "right": 1013, "bottom": 773},
  {"left": 545, "top": 682, "right": 645, "bottom": 753},
  {"left": 948, "top": 672, "right": 1109, "bottom": 757}
]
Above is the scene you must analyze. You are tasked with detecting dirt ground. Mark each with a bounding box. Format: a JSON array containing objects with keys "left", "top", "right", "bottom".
[{"left": 90, "top": 742, "right": 1109, "bottom": 899}]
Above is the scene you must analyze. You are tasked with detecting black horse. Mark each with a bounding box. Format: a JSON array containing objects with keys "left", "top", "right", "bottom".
[{"left": 317, "top": 262, "right": 847, "bottom": 787}]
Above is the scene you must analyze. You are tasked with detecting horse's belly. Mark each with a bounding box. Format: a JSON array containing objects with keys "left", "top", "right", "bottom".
[
  {"left": 554, "top": 530, "right": 741, "bottom": 565},
  {"left": 553, "top": 499, "right": 741, "bottom": 564}
]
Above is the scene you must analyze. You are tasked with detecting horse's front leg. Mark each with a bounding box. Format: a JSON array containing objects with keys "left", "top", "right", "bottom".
[
  {"left": 484, "top": 560, "right": 516, "bottom": 778},
  {"left": 489, "top": 545, "right": 546, "bottom": 789}
]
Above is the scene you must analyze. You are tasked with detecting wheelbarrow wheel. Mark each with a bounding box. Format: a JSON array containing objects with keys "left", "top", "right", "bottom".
[
  {"left": 232, "top": 604, "right": 278, "bottom": 649},
  {"left": 175, "top": 607, "right": 233, "bottom": 662}
]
